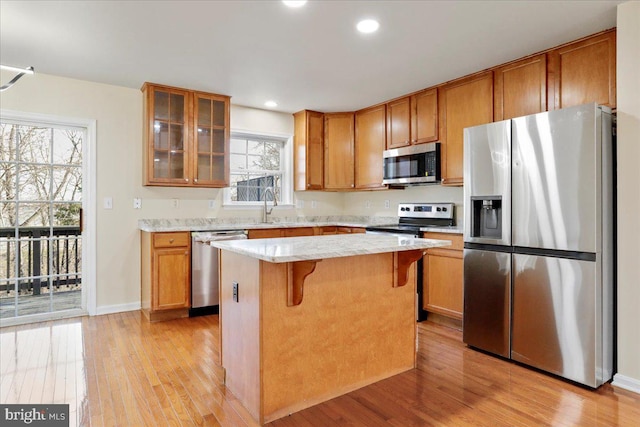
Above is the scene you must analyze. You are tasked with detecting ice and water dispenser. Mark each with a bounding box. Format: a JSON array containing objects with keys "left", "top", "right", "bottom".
[{"left": 470, "top": 196, "right": 503, "bottom": 240}]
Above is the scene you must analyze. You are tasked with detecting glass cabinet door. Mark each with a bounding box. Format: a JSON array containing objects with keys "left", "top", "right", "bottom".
[
  {"left": 150, "top": 88, "right": 189, "bottom": 183},
  {"left": 193, "top": 93, "right": 229, "bottom": 186}
]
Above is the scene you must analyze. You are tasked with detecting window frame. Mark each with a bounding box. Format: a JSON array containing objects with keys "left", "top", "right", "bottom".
[{"left": 223, "top": 130, "right": 293, "bottom": 207}]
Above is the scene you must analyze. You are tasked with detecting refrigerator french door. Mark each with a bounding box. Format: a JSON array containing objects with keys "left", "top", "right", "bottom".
[{"left": 463, "top": 103, "right": 614, "bottom": 388}]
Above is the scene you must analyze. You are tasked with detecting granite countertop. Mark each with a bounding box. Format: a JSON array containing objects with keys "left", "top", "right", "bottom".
[
  {"left": 138, "top": 216, "right": 399, "bottom": 232},
  {"left": 138, "top": 216, "right": 463, "bottom": 234},
  {"left": 210, "top": 233, "right": 452, "bottom": 263}
]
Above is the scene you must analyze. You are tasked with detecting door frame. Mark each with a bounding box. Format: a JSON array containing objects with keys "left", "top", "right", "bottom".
[{"left": 0, "top": 109, "right": 97, "bottom": 323}]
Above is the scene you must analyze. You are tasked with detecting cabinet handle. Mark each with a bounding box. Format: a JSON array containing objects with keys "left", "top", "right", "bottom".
[
  {"left": 185, "top": 251, "right": 189, "bottom": 256},
  {"left": 185, "top": 178, "right": 189, "bottom": 182},
  {"left": 194, "top": 178, "right": 198, "bottom": 183},
  {"left": 169, "top": 238, "right": 175, "bottom": 243}
]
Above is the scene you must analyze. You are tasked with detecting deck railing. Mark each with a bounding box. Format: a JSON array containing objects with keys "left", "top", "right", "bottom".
[{"left": 0, "top": 226, "right": 81, "bottom": 295}]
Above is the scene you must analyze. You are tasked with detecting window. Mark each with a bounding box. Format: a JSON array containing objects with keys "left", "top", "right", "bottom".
[{"left": 225, "top": 132, "right": 292, "bottom": 206}]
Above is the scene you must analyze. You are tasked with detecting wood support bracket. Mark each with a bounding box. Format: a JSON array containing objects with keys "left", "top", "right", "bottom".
[
  {"left": 393, "top": 250, "right": 425, "bottom": 288},
  {"left": 286, "top": 260, "right": 319, "bottom": 306}
]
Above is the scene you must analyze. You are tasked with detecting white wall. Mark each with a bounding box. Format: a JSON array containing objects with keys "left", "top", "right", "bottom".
[{"left": 614, "top": 1, "right": 640, "bottom": 391}]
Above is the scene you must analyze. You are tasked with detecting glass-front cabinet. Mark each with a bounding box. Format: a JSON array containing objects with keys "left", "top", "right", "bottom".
[{"left": 142, "top": 83, "right": 230, "bottom": 187}]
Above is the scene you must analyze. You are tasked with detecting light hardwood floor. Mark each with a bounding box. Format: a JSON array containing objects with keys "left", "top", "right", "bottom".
[{"left": 1, "top": 311, "right": 638, "bottom": 426}]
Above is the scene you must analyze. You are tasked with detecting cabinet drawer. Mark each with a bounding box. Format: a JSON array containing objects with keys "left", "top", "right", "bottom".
[
  {"left": 422, "top": 232, "right": 463, "bottom": 251},
  {"left": 153, "top": 232, "right": 190, "bottom": 248}
]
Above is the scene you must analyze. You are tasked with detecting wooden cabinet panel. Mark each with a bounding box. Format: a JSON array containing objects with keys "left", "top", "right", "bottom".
[
  {"left": 548, "top": 30, "right": 616, "bottom": 110},
  {"left": 283, "top": 228, "right": 315, "bottom": 237},
  {"left": 142, "top": 83, "right": 230, "bottom": 188},
  {"left": 153, "top": 247, "right": 190, "bottom": 310},
  {"left": 320, "top": 226, "right": 337, "bottom": 235},
  {"left": 355, "top": 105, "right": 386, "bottom": 189},
  {"left": 438, "top": 72, "right": 493, "bottom": 186},
  {"left": 494, "top": 54, "right": 547, "bottom": 121},
  {"left": 248, "top": 229, "right": 283, "bottom": 239},
  {"left": 423, "top": 250, "right": 463, "bottom": 320},
  {"left": 324, "top": 113, "right": 355, "bottom": 190},
  {"left": 142, "top": 231, "right": 191, "bottom": 321},
  {"left": 422, "top": 232, "right": 463, "bottom": 320},
  {"left": 293, "top": 110, "right": 324, "bottom": 191},
  {"left": 411, "top": 89, "right": 438, "bottom": 143},
  {"left": 386, "top": 97, "right": 411, "bottom": 149}
]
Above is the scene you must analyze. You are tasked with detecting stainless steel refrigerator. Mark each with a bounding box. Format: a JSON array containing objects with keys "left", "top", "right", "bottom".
[{"left": 462, "top": 103, "right": 614, "bottom": 388}]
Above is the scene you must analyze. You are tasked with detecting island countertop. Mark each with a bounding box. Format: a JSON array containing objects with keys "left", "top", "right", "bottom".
[{"left": 210, "top": 233, "right": 451, "bottom": 263}]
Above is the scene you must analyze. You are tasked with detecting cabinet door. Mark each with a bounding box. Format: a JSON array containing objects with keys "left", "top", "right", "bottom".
[
  {"left": 548, "top": 30, "right": 616, "bottom": 110},
  {"left": 248, "top": 229, "right": 283, "bottom": 239},
  {"left": 294, "top": 110, "right": 324, "bottom": 191},
  {"left": 355, "top": 105, "right": 386, "bottom": 189},
  {"left": 386, "top": 97, "right": 411, "bottom": 149},
  {"left": 423, "top": 249, "right": 463, "bottom": 319},
  {"left": 494, "top": 54, "right": 547, "bottom": 121},
  {"left": 153, "top": 247, "right": 190, "bottom": 310},
  {"left": 193, "top": 92, "right": 230, "bottom": 187},
  {"left": 144, "top": 85, "right": 191, "bottom": 185},
  {"left": 283, "top": 227, "right": 315, "bottom": 237},
  {"left": 324, "top": 113, "right": 355, "bottom": 190},
  {"left": 438, "top": 72, "right": 493, "bottom": 186},
  {"left": 411, "top": 89, "right": 438, "bottom": 144}
]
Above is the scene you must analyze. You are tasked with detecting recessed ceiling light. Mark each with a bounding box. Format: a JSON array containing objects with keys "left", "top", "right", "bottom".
[
  {"left": 282, "top": 0, "right": 307, "bottom": 7},
  {"left": 265, "top": 100, "right": 278, "bottom": 108},
  {"left": 357, "top": 19, "right": 379, "bottom": 34}
]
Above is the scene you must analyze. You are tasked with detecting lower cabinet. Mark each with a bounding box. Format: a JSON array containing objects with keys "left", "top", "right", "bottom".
[
  {"left": 422, "top": 233, "right": 463, "bottom": 320},
  {"left": 248, "top": 227, "right": 317, "bottom": 239},
  {"left": 141, "top": 231, "right": 191, "bottom": 321}
]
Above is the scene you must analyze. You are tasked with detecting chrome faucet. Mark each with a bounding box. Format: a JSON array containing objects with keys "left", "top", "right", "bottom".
[{"left": 262, "top": 187, "right": 278, "bottom": 223}]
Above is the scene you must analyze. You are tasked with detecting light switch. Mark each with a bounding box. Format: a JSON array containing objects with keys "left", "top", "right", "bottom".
[
  {"left": 103, "top": 197, "right": 113, "bottom": 209},
  {"left": 133, "top": 198, "right": 142, "bottom": 209}
]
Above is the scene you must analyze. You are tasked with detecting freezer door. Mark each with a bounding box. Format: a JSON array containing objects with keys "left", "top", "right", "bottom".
[
  {"left": 463, "top": 120, "right": 511, "bottom": 246},
  {"left": 463, "top": 248, "right": 511, "bottom": 358},
  {"left": 511, "top": 253, "right": 607, "bottom": 388},
  {"left": 512, "top": 104, "right": 600, "bottom": 252}
]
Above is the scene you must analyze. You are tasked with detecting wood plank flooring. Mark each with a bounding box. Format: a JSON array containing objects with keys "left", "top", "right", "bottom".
[{"left": 1, "top": 311, "right": 639, "bottom": 426}]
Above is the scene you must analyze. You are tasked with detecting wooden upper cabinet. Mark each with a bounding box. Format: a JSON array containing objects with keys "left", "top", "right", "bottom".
[
  {"left": 411, "top": 88, "right": 438, "bottom": 144},
  {"left": 324, "top": 112, "right": 355, "bottom": 190},
  {"left": 548, "top": 30, "right": 616, "bottom": 110},
  {"left": 192, "top": 92, "right": 230, "bottom": 187},
  {"left": 494, "top": 54, "right": 547, "bottom": 121},
  {"left": 438, "top": 72, "right": 493, "bottom": 186},
  {"left": 293, "top": 110, "right": 324, "bottom": 191},
  {"left": 355, "top": 105, "right": 386, "bottom": 189},
  {"left": 142, "top": 83, "right": 230, "bottom": 188},
  {"left": 386, "top": 97, "right": 411, "bottom": 149}
]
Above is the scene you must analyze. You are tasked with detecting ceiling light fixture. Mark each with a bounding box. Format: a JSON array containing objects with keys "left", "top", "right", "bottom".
[
  {"left": 282, "top": 1, "right": 307, "bottom": 8},
  {"left": 357, "top": 19, "right": 380, "bottom": 34},
  {"left": 0, "top": 65, "right": 35, "bottom": 92},
  {"left": 264, "top": 100, "right": 278, "bottom": 108}
]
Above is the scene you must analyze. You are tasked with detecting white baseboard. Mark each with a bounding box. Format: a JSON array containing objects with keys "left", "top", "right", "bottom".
[
  {"left": 612, "top": 373, "right": 640, "bottom": 394},
  {"left": 95, "top": 302, "right": 141, "bottom": 316}
]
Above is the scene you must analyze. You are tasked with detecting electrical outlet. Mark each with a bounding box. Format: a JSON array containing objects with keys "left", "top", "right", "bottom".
[
  {"left": 233, "top": 282, "right": 239, "bottom": 303},
  {"left": 384, "top": 200, "right": 390, "bottom": 209},
  {"left": 311, "top": 200, "right": 317, "bottom": 209},
  {"left": 297, "top": 199, "right": 304, "bottom": 209},
  {"left": 103, "top": 197, "right": 113, "bottom": 209},
  {"left": 208, "top": 199, "right": 216, "bottom": 209},
  {"left": 365, "top": 200, "right": 371, "bottom": 209},
  {"left": 172, "top": 199, "right": 179, "bottom": 208},
  {"left": 133, "top": 198, "right": 141, "bottom": 209}
]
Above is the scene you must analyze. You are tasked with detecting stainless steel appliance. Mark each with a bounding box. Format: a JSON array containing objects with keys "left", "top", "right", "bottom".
[
  {"left": 463, "top": 103, "right": 614, "bottom": 388},
  {"left": 366, "top": 202, "right": 455, "bottom": 320},
  {"left": 382, "top": 143, "right": 441, "bottom": 185},
  {"left": 191, "top": 230, "right": 247, "bottom": 316}
]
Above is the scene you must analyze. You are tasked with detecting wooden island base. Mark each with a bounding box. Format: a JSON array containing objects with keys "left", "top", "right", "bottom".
[{"left": 220, "top": 250, "right": 417, "bottom": 425}]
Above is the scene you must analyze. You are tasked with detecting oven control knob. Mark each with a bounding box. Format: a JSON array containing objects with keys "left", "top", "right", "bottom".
[
  {"left": 442, "top": 207, "right": 447, "bottom": 212},
  {"left": 436, "top": 207, "right": 442, "bottom": 212}
]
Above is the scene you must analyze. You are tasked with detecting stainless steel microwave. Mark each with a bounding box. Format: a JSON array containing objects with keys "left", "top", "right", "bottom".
[{"left": 382, "top": 142, "right": 441, "bottom": 185}]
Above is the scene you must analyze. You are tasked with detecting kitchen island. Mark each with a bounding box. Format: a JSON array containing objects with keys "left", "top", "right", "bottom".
[{"left": 212, "top": 233, "right": 451, "bottom": 425}]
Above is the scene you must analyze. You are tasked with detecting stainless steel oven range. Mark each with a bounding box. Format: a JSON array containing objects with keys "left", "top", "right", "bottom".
[{"left": 366, "top": 202, "right": 455, "bottom": 321}]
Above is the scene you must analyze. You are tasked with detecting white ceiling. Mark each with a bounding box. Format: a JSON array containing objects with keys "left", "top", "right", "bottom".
[{"left": 0, "top": 1, "right": 621, "bottom": 114}]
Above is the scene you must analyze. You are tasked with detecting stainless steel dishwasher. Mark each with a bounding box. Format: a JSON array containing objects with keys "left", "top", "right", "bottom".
[{"left": 190, "top": 230, "right": 247, "bottom": 316}]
